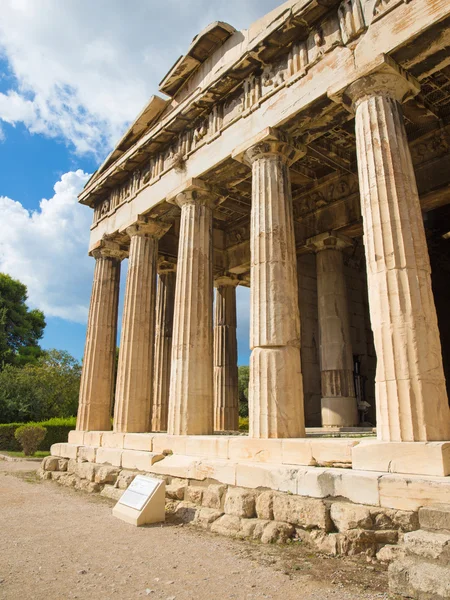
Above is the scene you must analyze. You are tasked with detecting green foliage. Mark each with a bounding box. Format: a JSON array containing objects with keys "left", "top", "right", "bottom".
[
  {"left": 14, "top": 424, "right": 47, "bottom": 456},
  {"left": 0, "top": 273, "right": 46, "bottom": 369},
  {"left": 0, "top": 417, "right": 76, "bottom": 451},
  {"left": 0, "top": 349, "right": 81, "bottom": 423},
  {"left": 239, "top": 416, "right": 249, "bottom": 431},
  {"left": 238, "top": 365, "right": 249, "bottom": 418}
]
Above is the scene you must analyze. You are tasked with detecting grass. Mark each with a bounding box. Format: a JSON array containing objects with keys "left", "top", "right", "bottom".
[{"left": 2, "top": 450, "right": 50, "bottom": 458}]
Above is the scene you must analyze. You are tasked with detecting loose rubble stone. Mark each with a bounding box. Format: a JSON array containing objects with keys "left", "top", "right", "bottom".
[
  {"left": 330, "top": 502, "right": 373, "bottom": 532},
  {"left": 224, "top": 488, "right": 256, "bottom": 518},
  {"left": 272, "top": 494, "right": 331, "bottom": 531},
  {"left": 377, "top": 544, "right": 405, "bottom": 563}
]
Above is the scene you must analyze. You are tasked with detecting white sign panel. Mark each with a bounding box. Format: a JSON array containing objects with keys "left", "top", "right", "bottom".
[{"left": 119, "top": 476, "right": 160, "bottom": 511}]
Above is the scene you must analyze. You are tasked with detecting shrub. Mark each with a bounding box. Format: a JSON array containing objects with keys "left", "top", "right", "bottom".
[
  {"left": 239, "top": 416, "right": 249, "bottom": 431},
  {"left": 14, "top": 424, "right": 47, "bottom": 456},
  {"left": 0, "top": 417, "right": 76, "bottom": 451}
]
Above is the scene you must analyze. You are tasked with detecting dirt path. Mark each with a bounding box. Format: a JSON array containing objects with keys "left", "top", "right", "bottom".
[{"left": 0, "top": 461, "right": 390, "bottom": 600}]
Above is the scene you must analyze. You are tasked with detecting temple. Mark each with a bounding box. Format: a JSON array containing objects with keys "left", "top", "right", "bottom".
[{"left": 44, "top": 1, "right": 450, "bottom": 593}]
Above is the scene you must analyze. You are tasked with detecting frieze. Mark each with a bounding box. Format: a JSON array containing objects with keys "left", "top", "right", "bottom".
[
  {"left": 92, "top": 0, "right": 366, "bottom": 227},
  {"left": 372, "top": 0, "right": 411, "bottom": 23},
  {"left": 410, "top": 128, "right": 450, "bottom": 166},
  {"left": 293, "top": 173, "right": 359, "bottom": 219}
]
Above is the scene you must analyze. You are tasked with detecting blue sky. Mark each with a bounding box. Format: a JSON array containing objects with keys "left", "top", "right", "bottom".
[{"left": 0, "top": 0, "right": 283, "bottom": 365}]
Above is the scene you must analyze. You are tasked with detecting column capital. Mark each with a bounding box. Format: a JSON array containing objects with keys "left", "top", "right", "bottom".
[
  {"left": 157, "top": 256, "right": 177, "bottom": 275},
  {"left": 125, "top": 216, "right": 171, "bottom": 240},
  {"left": 90, "top": 237, "right": 128, "bottom": 260},
  {"left": 167, "top": 178, "right": 225, "bottom": 209},
  {"left": 214, "top": 274, "right": 239, "bottom": 288},
  {"left": 306, "top": 231, "right": 353, "bottom": 253},
  {"left": 232, "top": 127, "right": 305, "bottom": 167},
  {"left": 329, "top": 54, "right": 420, "bottom": 111}
]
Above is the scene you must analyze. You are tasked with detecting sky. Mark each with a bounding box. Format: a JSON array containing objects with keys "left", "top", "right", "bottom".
[{"left": 0, "top": 0, "right": 284, "bottom": 365}]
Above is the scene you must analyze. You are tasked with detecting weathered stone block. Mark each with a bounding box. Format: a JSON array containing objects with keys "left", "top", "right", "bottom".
[
  {"left": 166, "top": 482, "right": 186, "bottom": 500},
  {"left": 57, "top": 458, "right": 68, "bottom": 472},
  {"left": 115, "top": 470, "right": 136, "bottom": 490},
  {"left": 42, "top": 456, "right": 60, "bottom": 472},
  {"left": 210, "top": 514, "right": 241, "bottom": 537},
  {"left": 260, "top": 521, "right": 294, "bottom": 544},
  {"left": 38, "top": 470, "right": 52, "bottom": 480},
  {"left": 50, "top": 471, "right": 64, "bottom": 481},
  {"left": 185, "top": 486, "right": 204, "bottom": 505},
  {"left": 78, "top": 480, "right": 101, "bottom": 493},
  {"left": 224, "top": 488, "right": 256, "bottom": 518},
  {"left": 172, "top": 501, "right": 197, "bottom": 523},
  {"left": 310, "top": 530, "right": 340, "bottom": 556},
  {"left": 419, "top": 504, "right": 450, "bottom": 532},
  {"left": 256, "top": 491, "right": 274, "bottom": 520},
  {"left": 101, "top": 485, "right": 124, "bottom": 501},
  {"left": 202, "top": 484, "right": 226, "bottom": 509},
  {"left": 272, "top": 494, "right": 331, "bottom": 531},
  {"left": 376, "top": 544, "right": 405, "bottom": 563},
  {"left": 404, "top": 529, "right": 450, "bottom": 564},
  {"left": 75, "top": 461, "right": 98, "bottom": 482},
  {"left": 94, "top": 465, "right": 119, "bottom": 485},
  {"left": 374, "top": 530, "right": 398, "bottom": 544},
  {"left": 194, "top": 508, "right": 223, "bottom": 529},
  {"left": 78, "top": 446, "right": 97, "bottom": 463},
  {"left": 121, "top": 450, "right": 164, "bottom": 471},
  {"left": 96, "top": 447, "right": 122, "bottom": 467},
  {"left": 338, "top": 529, "right": 376, "bottom": 556},
  {"left": 330, "top": 502, "right": 373, "bottom": 532},
  {"left": 389, "top": 556, "right": 450, "bottom": 600}
]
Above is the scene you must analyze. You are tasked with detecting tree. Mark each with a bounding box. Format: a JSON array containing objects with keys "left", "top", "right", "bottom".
[
  {"left": 238, "top": 365, "right": 249, "bottom": 417},
  {"left": 0, "top": 349, "right": 81, "bottom": 423},
  {"left": 0, "top": 274, "right": 46, "bottom": 369}
]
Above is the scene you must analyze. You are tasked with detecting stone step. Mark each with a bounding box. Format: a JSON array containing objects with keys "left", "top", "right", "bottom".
[
  {"left": 389, "top": 555, "right": 450, "bottom": 600},
  {"left": 404, "top": 529, "right": 450, "bottom": 565},
  {"left": 419, "top": 503, "right": 450, "bottom": 532}
]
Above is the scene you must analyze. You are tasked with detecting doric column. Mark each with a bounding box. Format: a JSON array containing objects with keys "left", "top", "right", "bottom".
[
  {"left": 114, "top": 219, "right": 169, "bottom": 433},
  {"left": 233, "top": 128, "right": 306, "bottom": 438},
  {"left": 76, "top": 239, "right": 126, "bottom": 431},
  {"left": 307, "top": 232, "right": 358, "bottom": 427},
  {"left": 167, "top": 180, "right": 217, "bottom": 435},
  {"left": 346, "top": 65, "right": 450, "bottom": 441},
  {"left": 214, "top": 275, "right": 239, "bottom": 432},
  {"left": 151, "top": 259, "right": 176, "bottom": 432}
]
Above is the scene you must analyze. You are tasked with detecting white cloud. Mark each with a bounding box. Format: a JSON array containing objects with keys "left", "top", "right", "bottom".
[
  {"left": 0, "top": 170, "right": 93, "bottom": 322},
  {"left": 0, "top": 0, "right": 283, "bottom": 157}
]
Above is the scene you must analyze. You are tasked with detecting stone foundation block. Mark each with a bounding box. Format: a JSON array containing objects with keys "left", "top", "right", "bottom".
[
  {"left": 194, "top": 508, "right": 223, "bottom": 529},
  {"left": 78, "top": 446, "right": 97, "bottom": 463},
  {"left": 272, "top": 494, "right": 331, "bottom": 531},
  {"left": 404, "top": 529, "right": 450, "bottom": 565},
  {"left": 419, "top": 504, "right": 450, "bottom": 531},
  {"left": 115, "top": 470, "right": 137, "bottom": 490},
  {"left": 42, "top": 456, "right": 60, "bottom": 472},
  {"left": 210, "top": 514, "right": 241, "bottom": 537},
  {"left": 101, "top": 432, "right": 125, "bottom": 449},
  {"left": 189, "top": 459, "right": 237, "bottom": 486},
  {"left": 121, "top": 450, "right": 164, "bottom": 471},
  {"left": 376, "top": 544, "right": 405, "bottom": 563},
  {"left": 50, "top": 471, "right": 65, "bottom": 481},
  {"left": 101, "top": 485, "right": 124, "bottom": 501},
  {"left": 57, "top": 458, "right": 68, "bottom": 472},
  {"left": 68, "top": 430, "right": 85, "bottom": 445},
  {"left": 74, "top": 461, "right": 98, "bottom": 482},
  {"left": 202, "top": 484, "right": 226, "bottom": 509},
  {"left": 330, "top": 502, "right": 373, "bottom": 532},
  {"left": 171, "top": 501, "right": 197, "bottom": 523},
  {"left": 38, "top": 469, "right": 51, "bottom": 480},
  {"left": 379, "top": 474, "right": 450, "bottom": 511},
  {"left": 166, "top": 482, "right": 187, "bottom": 500},
  {"left": 256, "top": 491, "right": 274, "bottom": 520},
  {"left": 123, "top": 433, "right": 154, "bottom": 452},
  {"left": 78, "top": 480, "right": 101, "bottom": 493},
  {"left": 53, "top": 443, "right": 78, "bottom": 459},
  {"left": 94, "top": 465, "right": 119, "bottom": 485},
  {"left": 224, "top": 488, "right": 256, "bottom": 518},
  {"left": 150, "top": 454, "right": 198, "bottom": 478},
  {"left": 236, "top": 462, "right": 297, "bottom": 493},
  {"left": 310, "top": 530, "right": 340, "bottom": 556},
  {"left": 185, "top": 486, "right": 204, "bottom": 505},
  {"left": 374, "top": 530, "right": 399, "bottom": 544},
  {"left": 389, "top": 556, "right": 450, "bottom": 600},
  {"left": 338, "top": 529, "right": 376, "bottom": 556},
  {"left": 96, "top": 447, "right": 122, "bottom": 467},
  {"left": 260, "top": 521, "right": 294, "bottom": 544},
  {"left": 83, "top": 432, "right": 103, "bottom": 447}
]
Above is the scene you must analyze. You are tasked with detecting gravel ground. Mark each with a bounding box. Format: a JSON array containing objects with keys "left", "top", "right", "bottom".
[{"left": 0, "top": 460, "right": 391, "bottom": 600}]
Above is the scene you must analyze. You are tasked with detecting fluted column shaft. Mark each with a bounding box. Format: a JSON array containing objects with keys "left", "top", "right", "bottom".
[
  {"left": 241, "top": 129, "right": 306, "bottom": 438},
  {"left": 308, "top": 233, "right": 357, "bottom": 427},
  {"left": 167, "top": 188, "right": 214, "bottom": 435},
  {"left": 77, "top": 241, "right": 124, "bottom": 431},
  {"left": 152, "top": 265, "right": 176, "bottom": 432},
  {"left": 348, "top": 73, "right": 450, "bottom": 441},
  {"left": 214, "top": 277, "right": 239, "bottom": 431},
  {"left": 114, "top": 220, "right": 168, "bottom": 433}
]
